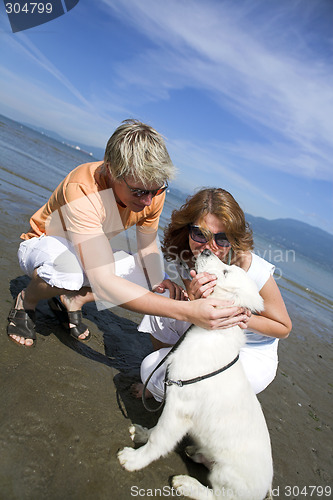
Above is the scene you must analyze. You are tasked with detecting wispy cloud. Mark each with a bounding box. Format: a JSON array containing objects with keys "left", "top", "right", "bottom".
[
  {"left": 103, "top": 0, "right": 333, "bottom": 181},
  {"left": 0, "top": 0, "right": 331, "bottom": 231},
  {"left": 0, "top": 12, "right": 128, "bottom": 145},
  {"left": 168, "top": 137, "right": 281, "bottom": 205},
  {"left": 2, "top": 30, "right": 92, "bottom": 109},
  {"left": 0, "top": 65, "right": 115, "bottom": 146}
]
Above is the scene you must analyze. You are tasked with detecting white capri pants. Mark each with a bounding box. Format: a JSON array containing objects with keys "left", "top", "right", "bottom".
[
  {"left": 138, "top": 310, "right": 279, "bottom": 401},
  {"left": 17, "top": 234, "right": 151, "bottom": 291}
]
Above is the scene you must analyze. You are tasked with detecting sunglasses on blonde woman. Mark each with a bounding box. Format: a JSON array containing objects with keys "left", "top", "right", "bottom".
[
  {"left": 122, "top": 176, "right": 168, "bottom": 198},
  {"left": 188, "top": 224, "right": 231, "bottom": 248}
]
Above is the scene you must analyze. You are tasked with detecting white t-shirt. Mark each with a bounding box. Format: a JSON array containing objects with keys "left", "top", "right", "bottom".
[{"left": 244, "top": 253, "right": 276, "bottom": 345}]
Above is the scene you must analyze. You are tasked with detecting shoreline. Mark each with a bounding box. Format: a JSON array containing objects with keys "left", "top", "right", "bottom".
[{"left": 0, "top": 206, "right": 332, "bottom": 499}]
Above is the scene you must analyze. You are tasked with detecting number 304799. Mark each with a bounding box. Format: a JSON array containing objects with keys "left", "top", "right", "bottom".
[
  {"left": 5, "top": 3, "right": 53, "bottom": 14},
  {"left": 284, "top": 485, "right": 331, "bottom": 497}
]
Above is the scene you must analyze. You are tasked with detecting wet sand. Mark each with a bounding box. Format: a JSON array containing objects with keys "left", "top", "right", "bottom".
[{"left": 0, "top": 208, "right": 332, "bottom": 499}]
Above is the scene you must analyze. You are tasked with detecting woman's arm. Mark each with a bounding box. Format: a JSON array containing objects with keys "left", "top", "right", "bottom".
[
  {"left": 136, "top": 229, "right": 188, "bottom": 300},
  {"left": 184, "top": 270, "right": 291, "bottom": 336},
  {"left": 183, "top": 273, "right": 250, "bottom": 329},
  {"left": 247, "top": 276, "right": 292, "bottom": 339},
  {"left": 71, "top": 231, "right": 246, "bottom": 330}
]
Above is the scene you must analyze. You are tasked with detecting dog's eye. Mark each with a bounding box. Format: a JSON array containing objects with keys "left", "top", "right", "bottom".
[{"left": 223, "top": 270, "right": 228, "bottom": 276}]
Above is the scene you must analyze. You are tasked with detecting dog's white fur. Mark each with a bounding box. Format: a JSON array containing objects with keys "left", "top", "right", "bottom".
[{"left": 118, "top": 250, "right": 273, "bottom": 500}]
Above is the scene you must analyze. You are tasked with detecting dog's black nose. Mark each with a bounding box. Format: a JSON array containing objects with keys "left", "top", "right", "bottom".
[{"left": 202, "top": 249, "right": 212, "bottom": 257}]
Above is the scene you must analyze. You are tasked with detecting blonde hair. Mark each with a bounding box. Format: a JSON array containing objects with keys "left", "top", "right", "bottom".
[{"left": 104, "top": 119, "right": 175, "bottom": 185}]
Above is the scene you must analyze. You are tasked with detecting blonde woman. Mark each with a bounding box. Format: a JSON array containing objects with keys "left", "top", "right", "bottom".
[{"left": 8, "top": 125, "right": 244, "bottom": 347}]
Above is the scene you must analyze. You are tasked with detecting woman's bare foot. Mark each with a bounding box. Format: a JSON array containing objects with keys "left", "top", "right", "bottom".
[{"left": 130, "top": 382, "right": 153, "bottom": 400}]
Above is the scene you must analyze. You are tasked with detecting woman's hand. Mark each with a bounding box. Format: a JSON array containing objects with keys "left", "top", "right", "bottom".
[
  {"left": 186, "top": 270, "right": 251, "bottom": 329},
  {"left": 153, "top": 279, "right": 189, "bottom": 301},
  {"left": 188, "top": 270, "right": 217, "bottom": 299},
  {"left": 185, "top": 298, "right": 251, "bottom": 330},
  {"left": 238, "top": 309, "right": 251, "bottom": 329}
]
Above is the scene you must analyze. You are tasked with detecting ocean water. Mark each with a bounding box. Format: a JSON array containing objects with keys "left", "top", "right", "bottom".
[{"left": 1, "top": 114, "right": 332, "bottom": 338}]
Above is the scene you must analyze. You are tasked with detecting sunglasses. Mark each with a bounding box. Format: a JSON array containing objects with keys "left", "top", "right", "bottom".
[
  {"left": 188, "top": 224, "right": 231, "bottom": 248},
  {"left": 122, "top": 176, "right": 168, "bottom": 198}
]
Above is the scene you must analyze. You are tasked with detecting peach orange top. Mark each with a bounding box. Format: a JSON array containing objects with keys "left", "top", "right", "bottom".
[{"left": 21, "top": 162, "right": 165, "bottom": 240}]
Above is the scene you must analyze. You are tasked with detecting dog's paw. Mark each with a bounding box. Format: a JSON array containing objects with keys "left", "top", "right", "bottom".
[
  {"left": 172, "top": 475, "right": 195, "bottom": 496},
  {"left": 117, "top": 447, "right": 140, "bottom": 471},
  {"left": 172, "top": 475, "right": 210, "bottom": 499},
  {"left": 129, "top": 424, "right": 150, "bottom": 444}
]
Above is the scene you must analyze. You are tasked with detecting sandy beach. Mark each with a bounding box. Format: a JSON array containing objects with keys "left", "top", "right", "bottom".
[{"left": 0, "top": 206, "right": 332, "bottom": 499}]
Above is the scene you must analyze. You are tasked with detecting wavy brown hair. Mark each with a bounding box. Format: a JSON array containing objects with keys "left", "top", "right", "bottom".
[{"left": 162, "top": 188, "right": 254, "bottom": 262}]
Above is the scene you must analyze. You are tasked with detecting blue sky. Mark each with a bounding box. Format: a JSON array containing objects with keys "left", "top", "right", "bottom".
[{"left": 0, "top": 0, "right": 332, "bottom": 234}]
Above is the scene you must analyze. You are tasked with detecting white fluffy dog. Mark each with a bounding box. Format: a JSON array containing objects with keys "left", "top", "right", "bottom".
[{"left": 118, "top": 250, "right": 273, "bottom": 500}]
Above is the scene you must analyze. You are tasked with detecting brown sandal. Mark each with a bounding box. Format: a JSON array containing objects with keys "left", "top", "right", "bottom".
[
  {"left": 7, "top": 292, "right": 36, "bottom": 347},
  {"left": 48, "top": 297, "right": 91, "bottom": 342}
]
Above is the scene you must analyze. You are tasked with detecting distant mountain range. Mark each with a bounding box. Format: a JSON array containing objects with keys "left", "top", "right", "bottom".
[
  {"left": 23, "top": 122, "right": 333, "bottom": 272},
  {"left": 245, "top": 214, "right": 333, "bottom": 272}
]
